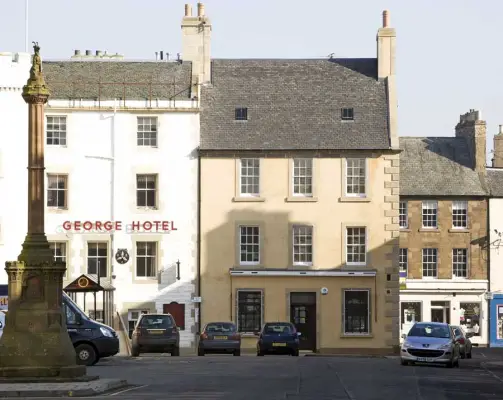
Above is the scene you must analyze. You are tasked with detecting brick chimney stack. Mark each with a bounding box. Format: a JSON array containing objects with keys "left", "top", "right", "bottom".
[
  {"left": 455, "top": 109, "right": 487, "bottom": 173},
  {"left": 492, "top": 125, "right": 503, "bottom": 168}
]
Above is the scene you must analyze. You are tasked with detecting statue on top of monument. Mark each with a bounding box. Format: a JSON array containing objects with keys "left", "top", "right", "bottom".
[{"left": 22, "top": 41, "right": 50, "bottom": 99}]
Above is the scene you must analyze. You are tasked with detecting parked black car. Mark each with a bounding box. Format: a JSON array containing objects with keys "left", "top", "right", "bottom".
[
  {"left": 256, "top": 322, "right": 301, "bottom": 356},
  {"left": 198, "top": 322, "right": 241, "bottom": 356},
  {"left": 63, "top": 293, "right": 120, "bottom": 366},
  {"left": 131, "top": 313, "right": 180, "bottom": 357},
  {"left": 451, "top": 325, "right": 474, "bottom": 359}
]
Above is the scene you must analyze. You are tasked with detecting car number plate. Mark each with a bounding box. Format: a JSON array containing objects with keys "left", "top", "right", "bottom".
[
  {"left": 214, "top": 336, "right": 228, "bottom": 340},
  {"left": 417, "top": 357, "right": 434, "bottom": 362},
  {"left": 148, "top": 330, "right": 164, "bottom": 335},
  {"left": 272, "top": 343, "right": 286, "bottom": 347}
]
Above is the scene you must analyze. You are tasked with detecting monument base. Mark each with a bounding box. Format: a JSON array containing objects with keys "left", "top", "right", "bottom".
[{"left": 0, "top": 258, "right": 85, "bottom": 378}]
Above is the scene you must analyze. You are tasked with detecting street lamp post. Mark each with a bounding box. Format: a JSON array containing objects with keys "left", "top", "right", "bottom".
[{"left": 0, "top": 43, "right": 85, "bottom": 378}]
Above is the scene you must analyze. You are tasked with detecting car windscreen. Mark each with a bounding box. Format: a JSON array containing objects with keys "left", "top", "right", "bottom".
[
  {"left": 408, "top": 324, "right": 451, "bottom": 339},
  {"left": 205, "top": 323, "right": 236, "bottom": 333},
  {"left": 264, "top": 323, "right": 295, "bottom": 334},
  {"left": 140, "top": 315, "right": 174, "bottom": 329}
]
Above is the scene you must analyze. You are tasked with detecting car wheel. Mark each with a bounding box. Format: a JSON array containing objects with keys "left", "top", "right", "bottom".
[
  {"left": 400, "top": 359, "right": 408, "bottom": 366},
  {"left": 233, "top": 350, "right": 241, "bottom": 356},
  {"left": 292, "top": 350, "right": 299, "bottom": 357},
  {"left": 131, "top": 346, "right": 140, "bottom": 357},
  {"left": 75, "top": 343, "right": 97, "bottom": 366},
  {"left": 171, "top": 347, "right": 180, "bottom": 357},
  {"left": 197, "top": 348, "right": 205, "bottom": 356}
]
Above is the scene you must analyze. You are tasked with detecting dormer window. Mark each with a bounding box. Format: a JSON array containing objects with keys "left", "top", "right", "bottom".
[
  {"left": 341, "top": 108, "right": 354, "bottom": 121},
  {"left": 235, "top": 107, "right": 248, "bottom": 121}
]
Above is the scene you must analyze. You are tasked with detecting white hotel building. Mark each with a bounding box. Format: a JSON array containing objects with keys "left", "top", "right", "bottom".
[{"left": 0, "top": 3, "right": 211, "bottom": 349}]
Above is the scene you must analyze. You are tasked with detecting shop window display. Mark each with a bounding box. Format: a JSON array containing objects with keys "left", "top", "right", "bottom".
[{"left": 459, "top": 302, "right": 480, "bottom": 336}]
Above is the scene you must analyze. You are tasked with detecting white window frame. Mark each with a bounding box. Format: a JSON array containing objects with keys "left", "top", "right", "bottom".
[
  {"left": 135, "top": 241, "right": 158, "bottom": 279},
  {"left": 136, "top": 174, "right": 157, "bottom": 209},
  {"left": 452, "top": 248, "right": 468, "bottom": 279},
  {"left": 422, "top": 248, "right": 438, "bottom": 279},
  {"left": 421, "top": 200, "right": 438, "bottom": 229},
  {"left": 86, "top": 242, "right": 108, "bottom": 278},
  {"left": 128, "top": 309, "right": 149, "bottom": 332},
  {"left": 239, "top": 159, "right": 260, "bottom": 197},
  {"left": 46, "top": 115, "right": 67, "bottom": 146},
  {"left": 236, "top": 289, "right": 263, "bottom": 333},
  {"left": 399, "top": 248, "right": 408, "bottom": 274},
  {"left": 342, "top": 289, "right": 370, "bottom": 335},
  {"left": 239, "top": 225, "right": 260, "bottom": 266},
  {"left": 292, "top": 158, "right": 313, "bottom": 197},
  {"left": 137, "top": 116, "right": 158, "bottom": 147},
  {"left": 344, "top": 158, "right": 367, "bottom": 197},
  {"left": 399, "top": 201, "right": 408, "bottom": 229},
  {"left": 292, "top": 225, "right": 313, "bottom": 266},
  {"left": 452, "top": 200, "right": 468, "bottom": 229},
  {"left": 47, "top": 174, "right": 68, "bottom": 209},
  {"left": 50, "top": 241, "right": 68, "bottom": 278},
  {"left": 345, "top": 227, "right": 367, "bottom": 266}
]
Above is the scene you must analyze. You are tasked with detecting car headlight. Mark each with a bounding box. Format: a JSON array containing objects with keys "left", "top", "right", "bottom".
[
  {"left": 439, "top": 343, "right": 452, "bottom": 350},
  {"left": 100, "top": 327, "right": 113, "bottom": 338},
  {"left": 402, "top": 341, "right": 413, "bottom": 348}
]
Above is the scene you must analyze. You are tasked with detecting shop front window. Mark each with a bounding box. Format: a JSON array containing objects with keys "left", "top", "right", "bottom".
[
  {"left": 497, "top": 305, "right": 503, "bottom": 340},
  {"left": 459, "top": 302, "right": 481, "bottom": 336},
  {"left": 401, "top": 302, "right": 422, "bottom": 325}
]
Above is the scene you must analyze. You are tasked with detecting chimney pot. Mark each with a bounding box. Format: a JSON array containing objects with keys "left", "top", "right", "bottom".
[
  {"left": 499, "top": 125, "right": 503, "bottom": 134},
  {"left": 96, "top": 50, "right": 103, "bottom": 56},
  {"left": 74, "top": 50, "right": 81, "bottom": 56},
  {"left": 160, "top": 51, "right": 164, "bottom": 60},
  {"left": 185, "top": 4, "right": 192, "bottom": 17},
  {"left": 85, "top": 50, "right": 92, "bottom": 56},
  {"left": 197, "top": 2, "right": 205, "bottom": 17},
  {"left": 382, "top": 10, "right": 389, "bottom": 28}
]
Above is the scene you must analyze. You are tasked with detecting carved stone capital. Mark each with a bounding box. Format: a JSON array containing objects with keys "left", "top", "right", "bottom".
[{"left": 22, "top": 93, "right": 49, "bottom": 105}]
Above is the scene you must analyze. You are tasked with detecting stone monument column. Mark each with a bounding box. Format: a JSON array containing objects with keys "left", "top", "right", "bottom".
[{"left": 0, "top": 43, "right": 85, "bottom": 378}]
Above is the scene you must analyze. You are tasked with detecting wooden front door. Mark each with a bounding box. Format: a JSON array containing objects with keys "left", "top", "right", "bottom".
[
  {"left": 290, "top": 292, "right": 317, "bottom": 351},
  {"left": 163, "top": 302, "right": 185, "bottom": 330}
]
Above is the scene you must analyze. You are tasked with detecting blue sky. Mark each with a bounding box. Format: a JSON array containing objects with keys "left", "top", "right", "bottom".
[{"left": 2, "top": 0, "right": 502, "bottom": 161}]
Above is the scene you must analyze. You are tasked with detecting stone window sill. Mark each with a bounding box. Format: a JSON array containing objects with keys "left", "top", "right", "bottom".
[
  {"left": 47, "top": 207, "right": 68, "bottom": 213},
  {"left": 400, "top": 228, "right": 411, "bottom": 232},
  {"left": 418, "top": 228, "right": 440, "bottom": 233},
  {"left": 133, "top": 278, "right": 157, "bottom": 284},
  {"left": 340, "top": 334, "right": 374, "bottom": 339},
  {"left": 448, "top": 228, "right": 470, "bottom": 233},
  {"left": 338, "top": 196, "right": 371, "bottom": 203},
  {"left": 232, "top": 197, "right": 265, "bottom": 203},
  {"left": 285, "top": 197, "right": 318, "bottom": 203}
]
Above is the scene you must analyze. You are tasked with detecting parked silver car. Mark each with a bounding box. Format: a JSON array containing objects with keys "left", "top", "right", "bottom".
[{"left": 401, "top": 322, "right": 460, "bottom": 368}]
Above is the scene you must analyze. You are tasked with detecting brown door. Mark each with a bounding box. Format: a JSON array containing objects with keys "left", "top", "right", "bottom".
[
  {"left": 163, "top": 302, "right": 185, "bottom": 330},
  {"left": 290, "top": 292, "right": 317, "bottom": 351}
]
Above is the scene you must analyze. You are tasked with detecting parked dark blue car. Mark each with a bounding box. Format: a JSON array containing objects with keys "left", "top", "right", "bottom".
[{"left": 256, "top": 322, "right": 301, "bottom": 356}]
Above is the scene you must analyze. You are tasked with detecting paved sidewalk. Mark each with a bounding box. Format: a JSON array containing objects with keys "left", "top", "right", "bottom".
[{"left": 0, "top": 378, "right": 128, "bottom": 398}]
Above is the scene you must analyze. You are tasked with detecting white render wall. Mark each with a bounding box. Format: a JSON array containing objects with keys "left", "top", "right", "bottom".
[
  {"left": 0, "top": 52, "right": 200, "bottom": 348},
  {"left": 489, "top": 197, "right": 503, "bottom": 293}
]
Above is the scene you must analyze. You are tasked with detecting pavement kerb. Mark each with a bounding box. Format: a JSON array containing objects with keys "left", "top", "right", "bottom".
[{"left": 0, "top": 379, "right": 129, "bottom": 398}]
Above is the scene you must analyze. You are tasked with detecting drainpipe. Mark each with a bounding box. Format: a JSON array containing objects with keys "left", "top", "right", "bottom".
[
  {"left": 197, "top": 150, "right": 202, "bottom": 334},
  {"left": 487, "top": 197, "right": 491, "bottom": 347}
]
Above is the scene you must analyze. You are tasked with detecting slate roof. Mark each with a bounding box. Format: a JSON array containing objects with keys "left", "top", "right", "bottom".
[
  {"left": 487, "top": 169, "right": 503, "bottom": 197},
  {"left": 200, "top": 58, "right": 391, "bottom": 151},
  {"left": 399, "top": 137, "right": 487, "bottom": 196},
  {"left": 42, "top": 61, "right": 193, "bottom": 100}
]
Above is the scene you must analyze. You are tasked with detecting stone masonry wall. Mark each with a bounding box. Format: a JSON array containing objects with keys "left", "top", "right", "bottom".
[
  {"left": 382, "top": 154, "right": 400, "bottom": 349},
  {"left": 400, "top": 199, "right": 488, "bottom": 280}
]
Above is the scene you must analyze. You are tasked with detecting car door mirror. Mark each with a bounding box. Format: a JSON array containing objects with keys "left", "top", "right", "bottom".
[
  {"left": 74, "top": 313, "right": 82, "bottom": 325},
  {"left": 401, "top": 333, "right": 407, "bottom": 339}
]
